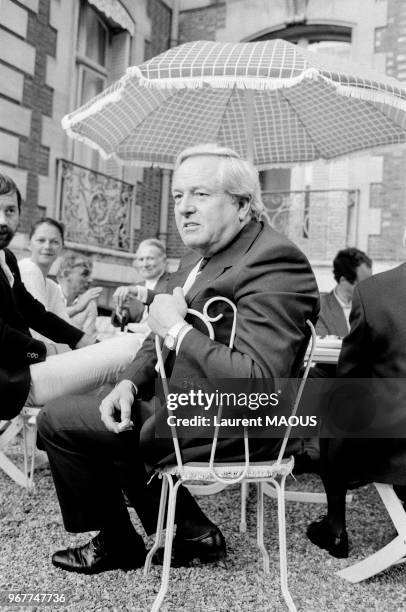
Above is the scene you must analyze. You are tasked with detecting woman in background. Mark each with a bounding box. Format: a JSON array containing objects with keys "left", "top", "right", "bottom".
[{"left": 18, "top": 218, "right": 70, "bottom": 353}]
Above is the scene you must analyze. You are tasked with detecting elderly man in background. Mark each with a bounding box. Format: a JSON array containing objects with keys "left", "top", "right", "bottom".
[
  {"left": 57, "top": 253, "right": 102, "bottom": 342},
  {"left": 38, "top": 144, "right": 319, "bottom": 575},
  {"left": 112, "top": 238, "right": 169, "bottom": 331}
]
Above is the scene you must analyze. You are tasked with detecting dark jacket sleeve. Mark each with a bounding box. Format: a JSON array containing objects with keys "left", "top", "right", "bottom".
[
  {"left": 2, "top": 251, "right": 83, "bottom": 366},
  {"left": 16, "top": 290, "right": 83, "bottom": 348},
  {"left": 0, "top": 314, "right": 47, "bottom": 368}
]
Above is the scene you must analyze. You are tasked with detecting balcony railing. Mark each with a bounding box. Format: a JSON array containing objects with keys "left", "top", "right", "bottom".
[
  {"left": 262, "top": 189, "right": 358, "bottom": 261},
  {"left": 57, "top": 159, "right": 135, "bottom": 253}
]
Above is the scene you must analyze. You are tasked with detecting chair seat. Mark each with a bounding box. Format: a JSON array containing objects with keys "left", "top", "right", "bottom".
[{"left": 158, "top": 457, "right": 295, "bottom": 481}]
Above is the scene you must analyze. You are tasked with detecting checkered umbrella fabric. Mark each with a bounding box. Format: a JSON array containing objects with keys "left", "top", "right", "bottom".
[{"left": 62, "top": 39, "right": 406, "bottom": 169}]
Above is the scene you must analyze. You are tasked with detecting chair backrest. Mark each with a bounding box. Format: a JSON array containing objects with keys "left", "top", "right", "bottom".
[{"left": 155, "top": 297, "right": 317, "bottom": 481}]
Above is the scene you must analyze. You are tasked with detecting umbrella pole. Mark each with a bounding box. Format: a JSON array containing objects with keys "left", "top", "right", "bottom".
[{"left": 244, "top": 89, "right": 255, "bottom": 164}]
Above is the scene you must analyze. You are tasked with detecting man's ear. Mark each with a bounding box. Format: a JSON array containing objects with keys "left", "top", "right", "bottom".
[{"left": 237, "top": 195, "right": 251, "bottom": 220}]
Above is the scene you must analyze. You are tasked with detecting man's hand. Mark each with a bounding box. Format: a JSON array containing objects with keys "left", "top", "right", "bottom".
[
  {"left": 75, "top": 333, "right": 94, "bottom": 349},
  {"left": 99, "top": 380, "right": 136, "bottom": 433},
  {"left": 148, "top": 287, "right": 187, "bottom": 338},
  {"left": 113, "top": 285, "right": 141, "bottom": 311}
]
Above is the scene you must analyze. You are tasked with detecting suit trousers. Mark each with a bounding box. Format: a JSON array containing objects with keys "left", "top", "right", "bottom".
[
  {"left": 37, "top": 394, "right": 210, "bottom": 536},
  {"left": 27, "top": 334, "right": 141, "bottom": 406}
]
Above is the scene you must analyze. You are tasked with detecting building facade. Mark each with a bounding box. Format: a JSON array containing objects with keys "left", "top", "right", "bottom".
[{"left": 1, "top": 0, "right": 406, "bottom": 302}]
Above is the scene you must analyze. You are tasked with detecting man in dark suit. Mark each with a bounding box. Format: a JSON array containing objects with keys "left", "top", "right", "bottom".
[
  {"left": 38, "top": 144, "right": 319, "bottom": 574},
  {"left": 317, "top": 247, "right": 372, "bottom": 338},
  {"left": 307, "top": 263, "right": 406, "bottom": 558},
  {"left": 0, "top": 174, "right": 94, "bottom": 420}
]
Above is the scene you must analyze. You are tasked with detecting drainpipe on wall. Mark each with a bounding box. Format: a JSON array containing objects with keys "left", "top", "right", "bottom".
[{"left": 158, "top": 0, "right": 180, "bottom": 245}]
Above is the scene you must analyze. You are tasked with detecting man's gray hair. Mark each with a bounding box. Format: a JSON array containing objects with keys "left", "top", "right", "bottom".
[
  {"left": 136, "top": 238, "right": 166, "bottom": 258},
  {"left": 175, "top": 143, "right": 270, "bottom": 224},
  {"left": 56, "top": 252, "right": 93, "bottom": 279}
]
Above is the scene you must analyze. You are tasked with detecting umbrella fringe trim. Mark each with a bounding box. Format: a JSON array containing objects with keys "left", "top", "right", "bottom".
[
  {"left": 130, "top": 65, "right": 321, "bottom": 90},
  {"left": 131, "top": 65, "right": 406, "bottom": 110},
  {"left": 62, "top": 126, "right": 113, "bottom": 161},
  {"left": 331, "top": 81, "right": 406, "bottom": 111},
  {"left": 61, "top": 83, "right": 127, "bottom": 129}
]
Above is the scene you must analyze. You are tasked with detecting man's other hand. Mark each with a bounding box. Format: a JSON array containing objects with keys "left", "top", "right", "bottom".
[
  {"left": 75, "top": 333, "right": 94, "bottom": 349},
  {"left": 99, "top": 380, "right": 135, "bottom": 433},
  {"left": 148, "top": 287, "right": 187, "bottom": 338}
]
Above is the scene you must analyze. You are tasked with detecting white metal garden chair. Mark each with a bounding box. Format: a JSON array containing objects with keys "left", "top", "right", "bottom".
[
  {"left": 143, "top": 297, "right": 316, "bottom": 612},
  {"left": 0, "top": 406, "right": 41, "bottom": 490}
]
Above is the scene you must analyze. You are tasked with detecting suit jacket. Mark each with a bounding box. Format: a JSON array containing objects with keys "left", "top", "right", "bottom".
[
  {"left": 119, "top": 220, "right": 320, "bottom": 469},
  {"left": 324, "top": 263, "right": 406, "bottom": 486},
  {"left": 0, "top": 249, "right": 83, "bottom": 419},
  {"left": 316, "top": 290, "right": 348, "bottom": 337}
]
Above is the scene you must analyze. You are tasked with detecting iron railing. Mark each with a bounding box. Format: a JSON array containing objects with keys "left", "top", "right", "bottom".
[{"left": 262, "top": 189, "right": 359, "bottom": 261}]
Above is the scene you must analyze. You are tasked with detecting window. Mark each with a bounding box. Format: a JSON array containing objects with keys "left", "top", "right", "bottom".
[{"left": 74, "top": 0, "right": 110, "bottom": 171}]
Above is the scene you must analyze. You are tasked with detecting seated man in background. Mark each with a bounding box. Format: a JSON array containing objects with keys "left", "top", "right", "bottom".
[
  {"left": 112, "top": 238, "right": 170, "bottom": 332},
  {"left": 0, "top": 173, "right": 142, "bottom": 420},
  {"left": 317, "top": 247, "right": 372, "bottom": 339},
  {"left": 57, "top": 253, "right": 102, "bottom": 343},
  {"left": 307, "top": 261, "right": 406, "bottom": 558},
  {"left": 38, "top": 143, "right": 319, "bottom": 575}
]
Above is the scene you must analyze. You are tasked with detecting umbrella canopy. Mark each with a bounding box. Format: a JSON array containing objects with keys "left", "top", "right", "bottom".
[{"left": 62, "top": 39, "right": 406, "bottom": 169}]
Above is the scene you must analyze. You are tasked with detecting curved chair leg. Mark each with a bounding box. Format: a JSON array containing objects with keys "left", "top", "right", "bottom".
[
  {"left": 150, "top": 477, "right": 182, "bottom": 612},
  {"left": 25, "top": 419, "right": 37, "bottom": 490},
  {"left": 144, "top": 476, "right": 169, "bottom": 576},
  {"left": 338, "top": 484, "right": 406, "bottom": 583},
  {"left": 256, "top": 482, "right": 270, "bottom": 573},
  {"left": 21, "top": 417, "right": 30, "bottom": 490},
  {"left": 274, "top": 475, "right": 297, "bottom": 612},
  {"left": 240, "top": 481, "right": 249, "bottom": 532}
]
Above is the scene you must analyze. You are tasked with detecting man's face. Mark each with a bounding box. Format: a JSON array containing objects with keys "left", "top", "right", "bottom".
[
  {"left": 341, "top": 262, "right": 372, "bottom": 299},
  {"left": 172, "top": 156, "right": 247, "bottom": 257},
  {"left": 0, "top": 192, "right": 19, "bottom": 249},
  {"left": 135, "top": 244, "right": 166, "bottom": 281},
  {"left": 65, "top": 264, "right": 92, "bottom": 297}
]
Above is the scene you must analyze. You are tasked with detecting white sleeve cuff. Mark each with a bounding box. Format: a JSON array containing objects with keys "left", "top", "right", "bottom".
[{"left": 137, "top": 286, "right": 148, "bottom": 304}]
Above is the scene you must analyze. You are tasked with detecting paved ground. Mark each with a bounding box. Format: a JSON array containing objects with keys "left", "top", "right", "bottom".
[{"left": 1, "top": 455, "right": 406, "bottom": 611}]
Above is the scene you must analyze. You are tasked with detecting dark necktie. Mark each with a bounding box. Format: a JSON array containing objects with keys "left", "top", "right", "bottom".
[{"left": 198, "top": 257, "right": 210, "bottom": 273}]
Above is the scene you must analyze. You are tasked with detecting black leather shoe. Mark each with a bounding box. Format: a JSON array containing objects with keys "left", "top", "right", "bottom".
[
  {"left": 152, "top": 527, "right": 226, "bottom": 567},
  {"left": 307, "top": 516, "right": 349, "bottom": 558},
  {"left": 52, "top": 533, "right": 146, "bottom": 574}
]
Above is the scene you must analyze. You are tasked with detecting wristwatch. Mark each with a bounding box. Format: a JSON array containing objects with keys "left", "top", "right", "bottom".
[{"left": 164, "top": 321, "right": 191, "bottom": 351}]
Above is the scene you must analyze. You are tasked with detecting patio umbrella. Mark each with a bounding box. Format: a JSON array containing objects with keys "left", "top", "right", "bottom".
[{"left": 62, "top": 39, "right": 406, "bottom": 169}]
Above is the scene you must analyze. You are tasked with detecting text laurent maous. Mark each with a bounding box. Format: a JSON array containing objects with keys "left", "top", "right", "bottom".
[{"left": 167, "top": 415, "right": 318, "bottom": 427}]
